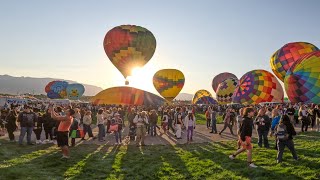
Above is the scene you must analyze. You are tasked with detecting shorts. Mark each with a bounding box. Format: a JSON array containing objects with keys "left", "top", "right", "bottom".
[
  {"left": 162, "top": 122, "right": 168, "bottom": 130},
  {"left": 57, "top": 131, "right": 69, "bottom": 147},
  {"left": 240, "top": 136, "right": 252, "bottom": 150}
]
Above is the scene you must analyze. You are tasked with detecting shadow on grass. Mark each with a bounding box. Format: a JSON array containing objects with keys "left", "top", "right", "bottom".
[{"left": 179, "top": 142, "right": 303, "bottom": 180}]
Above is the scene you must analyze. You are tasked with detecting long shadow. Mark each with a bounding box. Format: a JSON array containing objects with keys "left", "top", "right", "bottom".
[
  {"left": 179, "top": 142, "right": 303, "bottom": 179},
  {"left": 0, "top": 139, "right": 54, "bottom": 163},
  {"left": 0, "top": 143, "right": 106, "bottom": 179}
]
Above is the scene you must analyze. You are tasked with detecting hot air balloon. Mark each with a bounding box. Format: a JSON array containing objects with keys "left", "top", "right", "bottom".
[
  {"left": 284, "top": 51, "right": 320, "bottom": 103},
  {"left": 45, "top": 81, "right": 69, "bottom": 99},
  {"left": 153, "top": 69, "right": 185, "bottom": 101},
  {"left": 212, "top": 73, "right": 237, "bottom": 92},
  {"left": 66, "top": 84, "right": 85, "bottom": 100},
  {"left": 91, "top": 86, "right": 165, "bottom": 106},
  {"left": 103, "top": 25, "right": 157, "bottom": 85},
  {"left": 192, "top": 90, "right": 217, "bottom": 105},
  {"left": 270, "top": 42, "right": 319, "bottom": 82},
  {"left": 232, "top": 70, "right": 284, "bottom": 105},
  {"left": 216, "top": 78, "right": 238, "bottom": 105}
]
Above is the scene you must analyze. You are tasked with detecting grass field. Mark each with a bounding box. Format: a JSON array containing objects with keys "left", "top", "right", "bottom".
[{"left": 1, "top": 132, "right": 319, "bottom": 179}]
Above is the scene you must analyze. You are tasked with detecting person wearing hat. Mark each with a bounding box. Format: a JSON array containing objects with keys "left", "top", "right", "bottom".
[
  {"left": 111, "top": 112, "right": 123, "bottom": 145},
  {"left": 18, "top": 105, "right": 37, "bottom": 145}
]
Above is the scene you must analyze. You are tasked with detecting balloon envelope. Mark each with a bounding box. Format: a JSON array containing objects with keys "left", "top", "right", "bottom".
[
  {"left": 216, "top": 78, "right": 238, "bottom": 105},
  {"left": 66, "top": 84, "right": 85, "bottom": 100},
  {"left": 232, "top": 70, "right": 284, "bottom": 105},
  {"left": 284, "top": 51, "right": 320, "bottom": 103},
  {"left": 45, "top": 81, "right": 69, "bottom": 99},
  {"left": 192, "top": 90, "right": 217, "bottom": 105},
  {"left": 270, "top": 42, "right": 319, "bottom": 82},
  {"left": 212, "top": 73, "right": 237, "bottom": 92},
  {"left": 153, "top": 69, "right": 185, "bottom": 101},
  {"left": 103, "top": 25, "right": 156, "bottom": 82},
  {"left": 91, "top": 86, "right": 165, "bottom": 106}
]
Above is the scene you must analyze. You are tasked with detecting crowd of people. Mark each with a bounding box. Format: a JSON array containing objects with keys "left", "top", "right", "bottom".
[{"left": 0, "top": 101, "right": 319, "bottom": 167}]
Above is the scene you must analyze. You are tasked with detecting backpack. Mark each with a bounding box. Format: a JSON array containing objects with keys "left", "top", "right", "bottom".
[{"left": 275, "top": 123, "right": 288, "bottom": 141}]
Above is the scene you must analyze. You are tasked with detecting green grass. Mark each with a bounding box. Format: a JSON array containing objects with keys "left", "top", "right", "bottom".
[
  {"left": 195, "top": 113, "right": 224, "bottom": 125},
  {"left": 1, "top": 132, "right": 319, "bottom": 180}
]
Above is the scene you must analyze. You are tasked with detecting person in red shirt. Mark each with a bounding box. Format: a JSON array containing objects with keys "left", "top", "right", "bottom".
[{"left": 50, "top": 106, "right": 75, "bottom": 159}]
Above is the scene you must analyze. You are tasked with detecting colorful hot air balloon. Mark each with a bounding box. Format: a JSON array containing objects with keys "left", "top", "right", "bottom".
[
  {"left": 284, "top": 51, "right": 320, "bottom": 103},
  {"left": 45, "top": 81, "right": 69, "bottom": 99},
  {"left": 103, "top": 25, "right": 157, "bottom": 85},
  {"left": 91, "top": 86, "right": 165, "bottom": 106},
  {"left": 153, "top": 69, "right": 185, "bottom": 101},
  {"left": 232, "top": 70, "right": 284, "bottom": 105},
  {"left": 216, "top": 78, "right": 238, "bottom": 105},
  {"left": 212, "top": 73, "right": 237, "bottom": 92},
  {"left": 270, "top": 42, "right": 319, "bottom": 82},
  {"left": 192, "top": 90, "right": 217, "bottom": 105},
  {"left": 66, "top": 84, "right": 85, "bottom": 100}
]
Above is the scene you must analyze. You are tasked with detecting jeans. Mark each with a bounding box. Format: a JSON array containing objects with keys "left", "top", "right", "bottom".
[
  {"left": 301, "top": 119, "right": 308, "bottom": 132},
  {"left": 187, "top": 126, "right": 194, "bottom": 140},
  {"left": 277, "top": 139, "right": 298, "bottom": 162},
  {"left": 257, "top": 129, "right": 269, "bottom": 148},
  {"left": 207, "top": 119, "right": 211, "bottom": 128},
  {"left": 45, "top": 128, "right": 53, "bottom": 140},
  {"left": 168, "top": 119, "right": 175, "bottom": 133},
  {"left": 219, "top": 122, "right": 234, "bottom": 135},
  {"left": 19, "top": 127, "right": 33, "bottom": 144},
  {"left": 98, "top": 124, "right": 105, "bottom": 141},
  {"left": 175, "top": 124, "right": 182, "bottom": 138},
  {"left": 115, "top": 131, "right": 122, "bottom": 143},
  {"left": 83, "top": 124, "right": 94, "bottom": 138},
  {"left": 211, "top": 118, "right": 217, "bottom": 133},
  {"left": 150, "top": 124, "right": 157, "bottom": 136}
]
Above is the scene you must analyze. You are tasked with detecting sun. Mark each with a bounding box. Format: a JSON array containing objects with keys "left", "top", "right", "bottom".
[{"left": 127, "top": 66, "right": 156, "bottom": 92}]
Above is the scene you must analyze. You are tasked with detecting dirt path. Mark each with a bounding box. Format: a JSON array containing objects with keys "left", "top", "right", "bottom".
[{"left": 0, "top": 124, "right": 306, "bottom": 146}]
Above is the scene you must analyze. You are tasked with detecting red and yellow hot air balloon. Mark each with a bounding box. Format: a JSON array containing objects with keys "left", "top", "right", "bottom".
[
  {"left": 103, "top": 25, "right": 157, "bottom": 85},
  {"left": 153, "top": 69, "right": 185, "bottom": 101}
]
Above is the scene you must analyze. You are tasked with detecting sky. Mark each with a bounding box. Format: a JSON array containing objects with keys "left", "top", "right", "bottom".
[{"left": 0, "top": 0, "right": 319, "bottom": 97}]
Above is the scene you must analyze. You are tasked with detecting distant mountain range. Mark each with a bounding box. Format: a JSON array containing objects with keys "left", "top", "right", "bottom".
[
  {"left": 175, "top": 93, "right": 193, "bottom": 101},
  {"left": 0, "top": 75, "right": 103, "bottom": 96}
]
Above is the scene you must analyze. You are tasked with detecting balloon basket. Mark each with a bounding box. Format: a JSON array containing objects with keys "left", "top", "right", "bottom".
[{"left": 125, "top": 80, "right": 129, "bottom": 85}]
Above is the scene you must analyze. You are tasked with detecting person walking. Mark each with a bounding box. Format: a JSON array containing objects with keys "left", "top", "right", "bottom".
[
  {"left": 174, "top": 107, "right": 183, "bottom": 139},
  {"left": 254, "top": 108, "right": 271, "bottom": 148},
  {"left": 219, "top": 108, "right": 234, "bottom": 135},
  {"left": 229, "top": 107, "right": 257, "bottom": 168},
  {"left": 42, "top": 109, "right": 55, "bottom": 144},
  {"left": 111, "top": 113, "right": 123, "bottom": 145},
  {"left": 205, "top": 107, "right": 211, "bottom": 129},
  {"left": 275, "top": 115, "right": 298, "bottom": 163},
  {"left": 149, "top": 110, "right": 158, "bottom": 136}
]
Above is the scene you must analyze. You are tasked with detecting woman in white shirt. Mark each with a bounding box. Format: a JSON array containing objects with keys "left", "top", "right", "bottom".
[
  {"left": 185, "top": 111, "right": 196, "bottom": 143},
  {"left": 82, "top": 111, "right": 95, "bottom": 140},
  {"left": 96, "top": 109, "right": 105, "bottom": 142}
]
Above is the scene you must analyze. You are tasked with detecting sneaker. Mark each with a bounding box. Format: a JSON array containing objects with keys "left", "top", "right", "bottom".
[
  {"left": 229, "top": 155, "right": 235, "bottom": 160},
  {"left": 48, "top": 140, "right": 54, "bottom": 144},
  {"left": 248, "top": 163, "right": 258, "bottom": 168},
  {"left": 53, "top": 140, "right": 57, "bottom": 145},
  {"left": 115, "top": 143, "right": 118, "bottom": 145}
]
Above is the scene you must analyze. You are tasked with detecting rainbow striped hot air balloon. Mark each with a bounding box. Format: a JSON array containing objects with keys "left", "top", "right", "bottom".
[
  {"left": 103, "top": 25, "right": 156, "bottom": 85},
  {"left": 270, "top": 42, "right": 319, "bottom": 82},
  {"left": 153, "top": 69, "right": 185, "bottom": 101},
  {"left": 284, "top": 51, "right": 320, "bottom": 104},
  {"left": 232, "top": 70, "right": 284, "bottom": 105}
]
